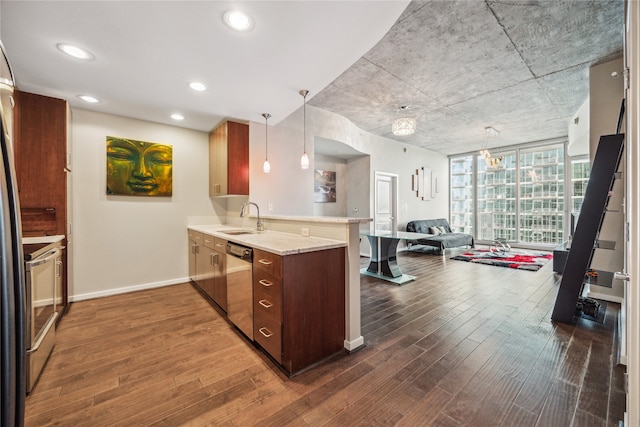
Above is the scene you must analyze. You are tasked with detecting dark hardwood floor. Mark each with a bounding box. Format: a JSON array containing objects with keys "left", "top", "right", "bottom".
[{"left": 25, "top": 248, "right": 626, "bottom": 426}]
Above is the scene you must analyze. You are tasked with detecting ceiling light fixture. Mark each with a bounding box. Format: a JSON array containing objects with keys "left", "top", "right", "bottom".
[
  {"left": 480, "top": 126, "right": 503, "bottom": 169},
  {"left": 392, "top": 105, "right": 416, "bottom": 136},
  {"left": 262, "top": 113, "right": 271, "bottom": 174},
  {"left": 57, "top": 43, "right": 94, "bottom": 60},
  {"left": 223, "top": 10, "right": 254, "bottom": 32},
  {"left": 77, "top": 95, "right": 100, "bottom": 103},
  {"left": 171, "top": 113, "right": 185, "bottom": 121},
  {"left": 188, "top": 82, "right": 207, "bottom": 92},
  {"left": 299, "top": 89, "right": 310, "bottom": 170}
]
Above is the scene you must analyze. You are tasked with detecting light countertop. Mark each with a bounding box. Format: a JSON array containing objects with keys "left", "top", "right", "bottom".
[
  {"left": 188, "top": 225, "right": 346, "bottom": 256},
  {"left": 22, "top": 235, "right": 65, "bottom": 245},
  {"left": 259, "top": 214, "right": 371, "bottom": 224}
]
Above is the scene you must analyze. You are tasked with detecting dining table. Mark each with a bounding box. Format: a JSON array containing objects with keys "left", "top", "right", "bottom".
[{"left": 360, "top": 229, "right": 435, "bottom": 284}]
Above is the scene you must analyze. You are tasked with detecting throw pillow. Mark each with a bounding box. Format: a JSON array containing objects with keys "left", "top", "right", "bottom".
[
  {"left": 437, "top": 226, "right": 447, "bottom": 234},
  {"left": 429, "top": 226, "right": 441, "bottom": 235}
]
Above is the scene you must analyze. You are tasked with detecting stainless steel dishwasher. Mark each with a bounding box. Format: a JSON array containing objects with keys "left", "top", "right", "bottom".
[{"left": 226, "top": 242, "right": 253, "bottom": 340}]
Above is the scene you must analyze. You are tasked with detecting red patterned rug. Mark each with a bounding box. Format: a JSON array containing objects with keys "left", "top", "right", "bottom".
[{"left": 451, "top": 248, "right": 553, "bottom": 271}]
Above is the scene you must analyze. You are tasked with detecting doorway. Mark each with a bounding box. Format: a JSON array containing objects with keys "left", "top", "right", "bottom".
[{"left": 374, "top": 172, "right": 398, "bottom": 231}]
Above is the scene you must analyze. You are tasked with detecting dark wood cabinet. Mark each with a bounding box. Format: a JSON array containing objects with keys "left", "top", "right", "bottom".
[
  {"left": 14, "top": 90, "right": 69, "bottom": 315},
  {"left": 253, "top": 247, "right": 346, "bottom": 375},
  {"left": 14, "top": 91, "right": 68, "bottom": 236},
  {"left": 209, "top": 120, "right": 249, "bottom": 196}
]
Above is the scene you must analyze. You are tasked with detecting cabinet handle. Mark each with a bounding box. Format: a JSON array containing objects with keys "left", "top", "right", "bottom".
[
  {"left": 258, "top": 327, "right": 273, "bottom": 338},
  {"left": 216, "top": 243, "right": 225, "bottom": 248},
  {"left": 258, "top": 259, "right": 273, "bottom": 266},
  {"left": 259, "top": 299, "right": 273, "bottom": 308},
  {"left": 55, "top": 260, "right": 63, "bottom": 277},
  {"left": 211, "top": 253, "right": 218, "bottom": 266},
  {"left": 259, "top": 279, "right": 273, "bottom": 287}
]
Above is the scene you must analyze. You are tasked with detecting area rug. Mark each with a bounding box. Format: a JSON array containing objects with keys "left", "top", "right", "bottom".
[{"left": 451, "top": 248, "right": 553, "bottom": 271}]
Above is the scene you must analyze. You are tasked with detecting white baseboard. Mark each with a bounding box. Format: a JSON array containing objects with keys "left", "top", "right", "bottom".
[
  {"left": 344, "top": 336, "right": 365, "bottom": 352},
  {"left": 586, "top": 291, "right": 624, "bottom": 304},
  {"left": 69, "top": 277, "right": 190, "bottom": 302}
]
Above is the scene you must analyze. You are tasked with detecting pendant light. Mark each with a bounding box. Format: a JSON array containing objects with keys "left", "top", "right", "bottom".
[
  {"left": 262, "top": 113, "right": 271, "bottom": 173},
  {"left": 392, "top": 105, "right": 416, "bottom": 136},
  {"left": 299, "top": 89, "right": 310, "bottom": 169}
]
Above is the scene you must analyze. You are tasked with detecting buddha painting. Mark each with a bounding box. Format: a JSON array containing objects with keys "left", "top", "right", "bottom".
[{"left": 106, "top": 136, "right": 172, "bottom": 197}]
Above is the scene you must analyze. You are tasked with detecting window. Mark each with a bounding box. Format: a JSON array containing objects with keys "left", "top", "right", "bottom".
[
  {"left": 450, "top": 142, "right": 573, "bottom": 248},
  {"left": 477, "top": 151, "right": 517, "bottom": 241},
  {"left": 450, "top": 155, "right": 474, "bottom": 234},
  {"left": 518, "top": 145, "right": 565, "bottom": 245},
  {"left": 570, "top": 156, "right": 590, "bottom": 215}
]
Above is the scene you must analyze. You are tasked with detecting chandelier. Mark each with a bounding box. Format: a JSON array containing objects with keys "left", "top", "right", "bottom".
[
  {"left": 480, "top": 127, "right": 503, "bottom": 169},
  {"left": 392, "top": 105, "right": 416, "bottom": 136}
]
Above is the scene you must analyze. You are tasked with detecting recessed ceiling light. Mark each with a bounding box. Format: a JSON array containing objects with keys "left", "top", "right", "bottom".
[
  {"left": 171, "top": 113, "right": 185, "bottom": 121},
  {"left": 223, "top": 10, "right": 254, "bottom": 32},
  {"left": 188, "top": 82, "right": 207, "bottom": 92},
  {"left": 78, "top": 95, "right": 100, "bottom": 103},
  {"left": 57, "top": 43, "right": 94, "bottom": 60}
]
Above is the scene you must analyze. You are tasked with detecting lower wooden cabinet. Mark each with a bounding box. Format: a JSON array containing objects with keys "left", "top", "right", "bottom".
[
  {"left": 187, "top": 230, "right": 202, "bottom": 282},
  {"left": 187, "top": 231, "right": 227, "bottom": 312},
  {"left": 253, "top": 247, "right": 345, "bottom": 375},
  {"left": 188, "top": 230, "right": 346, "bottom": 375}
]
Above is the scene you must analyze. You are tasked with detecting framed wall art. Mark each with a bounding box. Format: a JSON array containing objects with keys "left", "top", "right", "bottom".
[
  {"left": 314, "top": 169, "right": 336, "bottom": 203},
  {"left": 106, "top": 136, "right": 173, "bottom": 197}
]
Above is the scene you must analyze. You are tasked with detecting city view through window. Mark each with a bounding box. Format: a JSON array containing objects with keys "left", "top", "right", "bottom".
[{"left": 450, "top": 143, "right": 590, "bottom": 247}]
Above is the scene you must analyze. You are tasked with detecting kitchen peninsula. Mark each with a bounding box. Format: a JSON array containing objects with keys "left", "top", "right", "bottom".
[{"left": 188, "top": 224, "right": 349, "bottom": 375}]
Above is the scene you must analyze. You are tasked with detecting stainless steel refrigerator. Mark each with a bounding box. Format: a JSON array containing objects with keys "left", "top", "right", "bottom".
[{"left": 0, "top": 41, "right": 26, "bottom": 427}]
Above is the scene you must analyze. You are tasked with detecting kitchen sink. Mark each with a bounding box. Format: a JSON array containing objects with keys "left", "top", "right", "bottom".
[{"left": 220, "top": 229, "right": 256, "bottom": 235}]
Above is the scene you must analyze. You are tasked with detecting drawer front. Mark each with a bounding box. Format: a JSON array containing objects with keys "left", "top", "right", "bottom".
[
  {"left": 253, "top": 269, "right": 282, "bottom": 300},
  {"left": 253, "top": 249, "right": 281, "bottom": 278},
  {"left": 254, "top": 284, "right": 282, "bottom": 323},
  {"left": 188, "top": 230, "right": 203, "bottom": 242},
  {"left": 254, "top": 312, "right": 282, "bottom": 363},
  {"left": 202, "top": 234, "right": 215, "bottom": 250},
  {"left": 213, "top": 237, "right": 227, "bottom": 252}
]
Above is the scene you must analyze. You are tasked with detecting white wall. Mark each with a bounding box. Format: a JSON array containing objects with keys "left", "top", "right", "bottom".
[
  {"left": 69, "top": 109, "right": 214, "bottom": 300},
  {"left": 568, "top": 97, "right": 590, "bottom": 157},
  {"left": 313, "top": 154, "right": 349, "bottom": 217},
  {"left": 249, "top": 104, "right": 450, "bottom": 228}
]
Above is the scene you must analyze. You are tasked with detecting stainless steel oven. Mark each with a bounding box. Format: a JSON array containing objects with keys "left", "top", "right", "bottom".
[
  {"left": 24, "top": 244, "right": 62, "bottom": 392},
  {"left": 226, "top": 242, "right": 253, "bottom": 340}
]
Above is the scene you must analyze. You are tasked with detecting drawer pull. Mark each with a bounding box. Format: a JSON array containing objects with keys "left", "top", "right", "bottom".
[
  {"left": 216, "top": 243, "right": 225, "bottom": 248},
  {"left": 259, "top": 327, "right": 273, "bottom": 338},
  {"left": 259, "top": 299, "right": 273, "bottom": 308},
  {"left": 259, "top": 279, "right": 273, "bottom": 287},
  {"left": 258, "top": 259, "right": 273, "bottom": 266}
]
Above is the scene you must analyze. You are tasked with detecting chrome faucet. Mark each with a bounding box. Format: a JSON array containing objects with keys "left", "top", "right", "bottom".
[{"left": 240, "top": 201, "right": 264, "bottom": 231}]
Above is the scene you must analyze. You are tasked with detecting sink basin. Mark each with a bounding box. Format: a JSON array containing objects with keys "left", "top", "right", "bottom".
[{"left": 220, "top": 229, "right": 256, "bottom": 235}]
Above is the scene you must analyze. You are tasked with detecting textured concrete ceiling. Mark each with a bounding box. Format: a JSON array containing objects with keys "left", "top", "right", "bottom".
[{"left": 309, "top": 0, "right": 624, "bottom": 156}]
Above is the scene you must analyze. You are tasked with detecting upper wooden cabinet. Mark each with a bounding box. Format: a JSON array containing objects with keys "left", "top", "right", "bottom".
[
  {"left": 209, "top": 120, "right": 249, "bottom": 197},
  {"left": 13, "top": 90, "right": 68, "bottom": 237}
]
